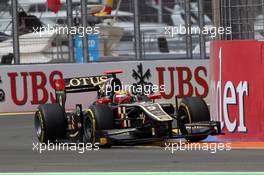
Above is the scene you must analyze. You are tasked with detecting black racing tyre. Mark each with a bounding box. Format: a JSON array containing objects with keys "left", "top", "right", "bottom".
[
  {"left": 83, "top": 104, "right": 114, "bottom": 146},
  {"left": 178, "top": 97, "right": 210, "bottom": 123},
  {"left": 178, "top": 97, "right": 210, "bottom": 142},
  {"left": 35, "top": 103, "right": 67, "bottom": 143},
  {"left": 83, "top": 108, "right": 96, "bottom": 144},
  {"left": 89, "top": 103, "right": 114, "bottom": 130}
]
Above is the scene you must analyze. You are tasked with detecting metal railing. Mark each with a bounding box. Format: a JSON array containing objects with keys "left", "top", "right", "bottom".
[
  {"left": 0, "top": 0, "right": 216, "bottom": 64},
  {"left": 212, "top": 0, "right": 264, "bottom": 40}
]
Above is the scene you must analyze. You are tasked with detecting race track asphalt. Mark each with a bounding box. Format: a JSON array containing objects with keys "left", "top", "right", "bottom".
[{"left": 0, "top": 114, "right": 263, "bottom": 172}]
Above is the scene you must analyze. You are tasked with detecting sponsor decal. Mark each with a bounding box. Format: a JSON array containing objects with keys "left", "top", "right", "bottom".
[{"left": 64, "top": 75, "right": 110, "bottom": 92}]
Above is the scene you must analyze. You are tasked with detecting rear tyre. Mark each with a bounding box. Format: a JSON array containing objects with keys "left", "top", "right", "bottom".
[
  {"left": 35, "top": 103, "right": 67, "bottom": 143},
  {"left": 178, "top": 97, "right": 210, "bottom": 142}
]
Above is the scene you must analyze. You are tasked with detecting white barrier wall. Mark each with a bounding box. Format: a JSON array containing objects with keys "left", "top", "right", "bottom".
[{"left": 0, "top": 60, "right": 209, "bottom": 113}]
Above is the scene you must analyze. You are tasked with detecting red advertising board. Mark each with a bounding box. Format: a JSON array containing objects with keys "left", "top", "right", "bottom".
[{"left": 210, "top": 40, "right": 264, "bottom": 141}]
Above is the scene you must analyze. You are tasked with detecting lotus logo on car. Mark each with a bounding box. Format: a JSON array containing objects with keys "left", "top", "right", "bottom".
[{"left": 65, "top": 75, "right": 109, "bottom": 89}]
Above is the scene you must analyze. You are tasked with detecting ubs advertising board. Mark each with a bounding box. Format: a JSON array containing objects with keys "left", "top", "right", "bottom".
[
  {"left": 0, "top": 60, "right": 209, "bottom": 113},
  {"left": 210, "top": 40, "right": 264, "bottom": 141}
]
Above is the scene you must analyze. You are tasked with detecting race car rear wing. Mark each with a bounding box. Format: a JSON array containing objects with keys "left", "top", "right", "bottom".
[
  {"left": 54, "top": 70, "right": 124, "bottom": 109},
  {"left": 54, "top": 74, "right": 112, "bottom": 108},
  {"left": 58, "top": 75, "right": 111, "bottom": 93}
]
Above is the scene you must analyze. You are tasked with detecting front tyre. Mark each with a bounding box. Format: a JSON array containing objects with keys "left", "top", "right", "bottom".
[
  {"left": 83, "top": 104, "right": 113, "bottom": 148},
  {"left": 35, "top": 104, "right": 67, "bottom": 143},
  {"left": 178, "top": 97, "right": 210, "bottom": 123},
  {"left": 83, "top": 109, "right": 96, "bottom": 144},
  {"left": 178, "top": 97, "right": 210, "bottom": 142}
]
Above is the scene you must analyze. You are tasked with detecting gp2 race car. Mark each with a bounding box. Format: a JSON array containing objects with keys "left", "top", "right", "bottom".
[{"left": 34, "top": 70, "right": 222, "bottom": 147}]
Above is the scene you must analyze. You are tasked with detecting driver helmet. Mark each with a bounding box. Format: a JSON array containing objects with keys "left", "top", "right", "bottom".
[{"left": 113, "top": 91, "right": 132, "bottom": 104}]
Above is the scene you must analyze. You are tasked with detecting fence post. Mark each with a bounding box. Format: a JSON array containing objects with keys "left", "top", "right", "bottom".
[
  {"left": 185, "top": 0, "right": 193, "bottom": 59},
  {"left": 198, "top": 0, "right": 206, "bottom": 59},
  {"left": 11, "top": 0, "right": 20, "bottom": 64},
  {"left": 133, "top": 0, "right": 142, "bottom": 60},
  {"left": 81, "top": 0, "right": 89, "bottom": 62},
  {"left": 66, "top": 0, "right": 75, "bottom": 63}
]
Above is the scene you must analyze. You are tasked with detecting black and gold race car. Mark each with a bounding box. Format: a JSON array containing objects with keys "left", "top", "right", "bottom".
[{"left": 34, "top": 70, "right": 221, "bottom": 147}]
